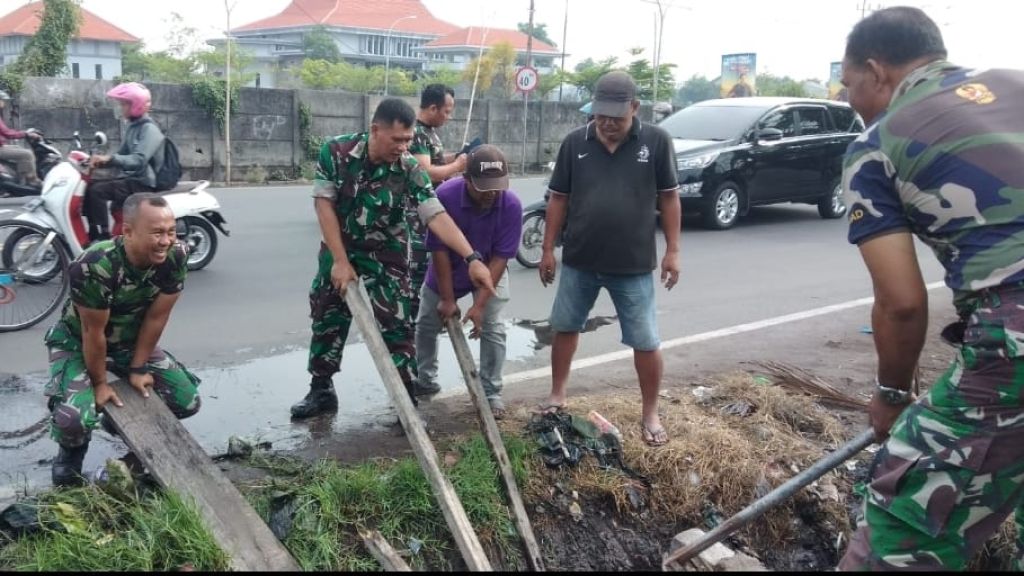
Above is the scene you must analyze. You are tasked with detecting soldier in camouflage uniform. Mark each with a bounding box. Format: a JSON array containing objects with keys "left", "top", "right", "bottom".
[
  {"left": 408, "top": 84, "right": 467, "bottom": 340},
  {"left": 291, "top": 98, "right": 495, "bottom": 420},
  {"left": 838, "top": 7, "right": 1024, "bottom": 570},
  {"left": 44, "top": 193, "right": 199, "bottom": 487}
]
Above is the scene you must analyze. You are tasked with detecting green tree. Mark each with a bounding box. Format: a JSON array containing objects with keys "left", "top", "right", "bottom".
[
  {"left": 517, "top": 22, "right": 556, "bottom": 47},
  {"left": 570, "top": 57, "right": 618, "bottom": 100},
  {"left": 196, "top": 42, "right": 257, "bottom": 85},
  {"left": 624, "top": 49, "right": 675, "bottom": 102},
  {"left": 164, "top": 12, "right": 201, "bottom": 59},
  {"left": 418, "top": 66, "right": 462, "bottom": 91},
  {"left": 121, "top": 42, "right": 197, "bottom": 84},
  {"left": 537, "top": 68, "right": 568, "bottom": 100},
  {"left": 298, "top": 59, "right": 342, "bottom": 90},
  {"left": 13, "top": 0, "right": 83, "bottom": 77},
  {"left": 303, "top": 26, "right": 340, "bottom": 63},
  {"left": 755, "top": 73, "right": 806, "bottom": 97},
  {"left": 675, "top": 74, "right": 719, "bottom": 106},
  {"left": 462, "top": 42, "right": 517, "bottom": 99}
]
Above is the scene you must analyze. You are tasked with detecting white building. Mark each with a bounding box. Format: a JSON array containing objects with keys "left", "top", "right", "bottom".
[
  {"left": 420, "top": 27, "right": 560, "bottom": 75},
  {"left": 0, "top": 1, "right": 138, "bottom": 80},
  {"left": 211, "top": 0, "right": 459, "bottom": 89}
]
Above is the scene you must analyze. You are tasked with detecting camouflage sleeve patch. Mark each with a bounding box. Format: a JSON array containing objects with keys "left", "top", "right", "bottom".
[
  {"left": 312, "top": 139, "right": 338, "bottom": 200},
  {"left": 844, "top": 137, "right": 909, "bottom": 245},
  {"left": 69, "top": 251, "right": 113, "bottom": 310},
  {"left": 409, "top": 127, "right": 431, "bottom": 157}
]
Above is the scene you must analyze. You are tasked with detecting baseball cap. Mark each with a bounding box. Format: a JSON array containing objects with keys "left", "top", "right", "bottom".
[
  {"left": 591, "top": 71, "right": 637, "bottom": 118},
  {"left": 467, "top": 145, "right": 509, "bottom": 192}
]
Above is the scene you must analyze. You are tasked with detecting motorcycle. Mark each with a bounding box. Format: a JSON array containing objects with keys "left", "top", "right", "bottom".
[
  {"left": 1, "top": 130, "right": 229, "bottom": 276},
  {"left": 516, "top": 162, "right": 563, "bottom": 269},
  {"left": 0, "top": 129, "right": 63, "bottom": 198}
]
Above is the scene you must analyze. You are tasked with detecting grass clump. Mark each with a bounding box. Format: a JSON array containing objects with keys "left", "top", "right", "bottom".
[
  {"left": 0, "top": 485, "right": 228, "bottom": 571},
  {"left": 241, "top": 433, "right": 533, "bottom": 571}
]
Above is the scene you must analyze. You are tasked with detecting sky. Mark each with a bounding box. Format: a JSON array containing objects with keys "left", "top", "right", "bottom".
[{"left": 5, "top": 0, "right": 1018, "bottom": 86}]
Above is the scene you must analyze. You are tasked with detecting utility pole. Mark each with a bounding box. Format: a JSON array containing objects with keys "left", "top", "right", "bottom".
[
  {"left": 521, "top": 0, "right": 534, "bottom": 175},
  {"left": 558, "top": 0, "right": 568, "bottom": 102},
  {"left": 652, "top": 1, "right": 665, "bottom": 104},
  {"left": 858, "top": 0, "right": 883, "bottom": 18},
  {"left": 224, "top": 0, "right": 235, "bottom": 186}
]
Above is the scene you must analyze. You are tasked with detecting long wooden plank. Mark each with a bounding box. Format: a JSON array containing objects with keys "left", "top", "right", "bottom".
[
  {"left": 345, "top": 285, "right": 493, "bottom": 571},
  {"left": 359, "top": 529, "right": 413, "bottom": 572},
  {"left": 446, "top": 318, "right": 546, "bottom": 571},
  {"left": 105, "top": 380, "right": 300, "bottom": 572}
]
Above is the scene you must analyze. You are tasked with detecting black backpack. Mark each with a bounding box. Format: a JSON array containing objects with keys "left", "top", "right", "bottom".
[{"left": 143, "top": 118, "right": 182, "bottom": 191}]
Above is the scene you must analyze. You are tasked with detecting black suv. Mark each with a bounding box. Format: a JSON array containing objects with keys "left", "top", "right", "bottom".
[{"left": 659, "top": 97, "right": 864, "bottom": 229}]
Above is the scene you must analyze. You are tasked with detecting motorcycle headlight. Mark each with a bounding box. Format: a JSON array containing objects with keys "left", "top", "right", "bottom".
[{"left": 676, "top": 153, "right": 719, "bottom": 171}]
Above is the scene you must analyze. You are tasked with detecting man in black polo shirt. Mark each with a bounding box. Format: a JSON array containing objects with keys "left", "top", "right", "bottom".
[{"left": 538, "top": 71, "right": 681, "bottom": 447}]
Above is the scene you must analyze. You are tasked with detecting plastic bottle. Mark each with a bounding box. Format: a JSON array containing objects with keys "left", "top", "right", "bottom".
[{"left": 587, "top": 410, "right": 622, "bottom": 442}]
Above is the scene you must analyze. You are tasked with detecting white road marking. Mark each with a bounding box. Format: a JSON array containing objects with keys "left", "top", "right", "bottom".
[{"left": 502, "top": 282, "right": 948, "bottom": 385}]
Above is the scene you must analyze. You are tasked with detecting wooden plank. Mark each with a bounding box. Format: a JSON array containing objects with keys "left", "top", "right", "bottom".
[
  {"left": 446, "top": 318, "right": 546, "bottom": 572},
  {"left": 359, "top": 529, "right": 413, "bottom": 572},
  {"left": 105, "top": 380, "right": 300, "bottom": 572},
  {"left": 345, "top": 285, "right": 493, "bottom": 571}
]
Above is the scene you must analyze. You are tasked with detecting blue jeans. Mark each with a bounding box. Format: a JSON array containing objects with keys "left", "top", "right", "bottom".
[
  {"left": 414, "top": 275, "right": 510, "bottom": 400},
  {"left": 550, "top": 264, "right": 660, "bottom": 351}
]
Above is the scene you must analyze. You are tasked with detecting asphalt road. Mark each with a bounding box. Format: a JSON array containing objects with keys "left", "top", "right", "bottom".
[
  {"left": 0, "top": 180, "right": 948, "bottom": 496},
  {"left": 1, "top": 179, "right": 945, "bottom": 375}
]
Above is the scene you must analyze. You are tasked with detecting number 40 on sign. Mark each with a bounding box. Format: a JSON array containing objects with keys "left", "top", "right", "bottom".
[{"left": 515, "top": 66, "right": 539, "bottom": 93}]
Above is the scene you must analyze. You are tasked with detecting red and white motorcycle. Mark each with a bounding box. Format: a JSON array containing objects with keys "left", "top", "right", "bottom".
[
  {"left": 3, "top": 130, "right": 228, "bottom": 270},
  {"left": 0, "top": 130, "right": 228, "bottom": 331}
]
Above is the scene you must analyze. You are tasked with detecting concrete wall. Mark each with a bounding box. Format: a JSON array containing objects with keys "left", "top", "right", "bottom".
[{"left": 11, "top": 77, "right": 653, "bottom": 182}]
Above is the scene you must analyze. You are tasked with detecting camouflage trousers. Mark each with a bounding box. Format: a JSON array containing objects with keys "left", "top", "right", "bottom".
[
  {"left": 407, "top": 217, "right": 429, "bottom": 325},
  {"left": 45, "top": 346, "right": 201, "bottom": 448},
  {"left": 307, "top": 243, "right": 418, "bottom": 401},
  {"left": 841, "top": 288, "right": 1024, "bottom": 571}
]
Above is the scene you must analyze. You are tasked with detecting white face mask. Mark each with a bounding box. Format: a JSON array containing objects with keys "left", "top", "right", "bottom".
[{"left": 111, "top": 104, "right": 124, "bottom": 121}]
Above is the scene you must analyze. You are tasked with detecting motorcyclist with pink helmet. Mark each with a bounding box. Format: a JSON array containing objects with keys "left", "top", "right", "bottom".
[{"left": 85, "top": 82, "right": 167, "bottom": 242}]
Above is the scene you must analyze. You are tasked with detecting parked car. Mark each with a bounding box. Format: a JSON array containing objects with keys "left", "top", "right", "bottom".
[{"left": 658, "top": 97, "right": 865, "bottom": 229}]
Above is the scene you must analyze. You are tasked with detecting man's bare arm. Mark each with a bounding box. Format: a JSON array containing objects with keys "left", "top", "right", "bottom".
[
  {"left": 413, "top": 153, "right": 462, "bottom": 185},
  {"left": 860, "top": 232, "right": 929, "bottom": 390},
  {"left": 78, "top": 306, "right": 111, "bottom": 389}
]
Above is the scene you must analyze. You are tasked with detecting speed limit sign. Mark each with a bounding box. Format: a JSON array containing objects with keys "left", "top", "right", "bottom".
[{"left": 515, "top": 66, "right": 539, "bottom": 93}]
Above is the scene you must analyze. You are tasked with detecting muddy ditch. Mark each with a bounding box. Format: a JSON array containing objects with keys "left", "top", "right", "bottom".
[{"left": 1, "top": 369, "right": 1019, "bottom": 571}]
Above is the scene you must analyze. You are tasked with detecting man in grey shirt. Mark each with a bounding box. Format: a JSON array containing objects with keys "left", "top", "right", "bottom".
[
  {"left": 86, "top": 83, "right": 166, "bottom": 243},
  {"left": 538, "top": 71, "right": 681, "bottom": 446}
]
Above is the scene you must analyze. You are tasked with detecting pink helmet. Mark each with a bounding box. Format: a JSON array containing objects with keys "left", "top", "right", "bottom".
[{"left": 106, "top": 82, "right": 151, "bottom": 119}]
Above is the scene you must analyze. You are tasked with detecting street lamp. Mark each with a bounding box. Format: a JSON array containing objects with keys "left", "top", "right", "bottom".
[{"left": 384, "top": 15, "right": 417, "bottom": 96}]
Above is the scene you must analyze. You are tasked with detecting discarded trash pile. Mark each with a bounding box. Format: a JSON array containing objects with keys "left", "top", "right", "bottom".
[{"left": 506, "top": 373, "right": 858, "bottom": 569}]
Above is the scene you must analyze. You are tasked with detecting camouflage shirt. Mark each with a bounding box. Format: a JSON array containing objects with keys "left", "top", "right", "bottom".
[
  {"left": 844, "top": 61, "right": 1024, "bottom": 313},
  {"left": 410, "top": 120, "right": 447, "bottom": 185},
  {"left": 44, "top": 238, "right": 188, "bottom": 351},
  {"left": 312, "top": 132, "right": 444, "bottom": 253}
]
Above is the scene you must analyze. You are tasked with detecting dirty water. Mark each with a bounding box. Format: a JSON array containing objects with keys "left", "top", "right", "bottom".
[{"left": 0, "top": 317, "right": 620, "bottom": 502}]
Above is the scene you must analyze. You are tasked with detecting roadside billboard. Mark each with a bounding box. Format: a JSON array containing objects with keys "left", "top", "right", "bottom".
[
  {"left": 829, "top": 61, "right": 847, "bottom": 101},
  {"left": 721, "top": 53, "right": 757, "bottom": 98}
]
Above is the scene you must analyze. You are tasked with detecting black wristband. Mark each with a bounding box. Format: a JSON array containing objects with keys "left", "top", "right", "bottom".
[
  {"left": 129, "top": 366, "right": 149, "bottom": 376},
  {"left": 464, "top": 251, "right": 483, "bottom": 265}
]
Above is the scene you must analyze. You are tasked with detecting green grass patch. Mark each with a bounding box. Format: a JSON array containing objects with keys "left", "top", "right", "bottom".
[
  {"left": 242, "top": 433, "right": 534, "bottom": 571},
  {"left": 0, "top": 486, "right": 229, "bottom": 571}
]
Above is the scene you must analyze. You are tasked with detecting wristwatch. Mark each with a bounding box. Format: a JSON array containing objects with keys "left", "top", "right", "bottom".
[
  {"left": 464, "top": 251, "right": 483, "bottom": 265},
  {"left": 129, "top": 365, "right": 150, "bottom": 376},
  {"left": 875, "top": 376, "right": 912, "bottom": 405}
]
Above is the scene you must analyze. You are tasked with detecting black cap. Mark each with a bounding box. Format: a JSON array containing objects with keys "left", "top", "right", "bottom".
[
  {"left": 467, "top": 145, "right": 509, "bottom": 192},
  {"left": 592, "top": 71, "right": 637, "bottom": 118}
]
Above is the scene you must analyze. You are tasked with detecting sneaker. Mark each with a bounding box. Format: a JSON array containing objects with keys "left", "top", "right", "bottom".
[
  {"left": 290, "top": 385, "right": 338, "bottom": 420},
  {"left": 52, "top": 443, "right": 89, "bottom": 488},
  {"left": 412, "top": 379, "right": 441, "bottom": 397}
]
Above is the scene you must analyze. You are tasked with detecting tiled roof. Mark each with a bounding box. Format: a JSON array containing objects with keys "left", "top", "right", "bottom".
[
  {"left": 423, "top": 27, "right": 559, "bottom": 54},
  {"left": 234, "top": 0, "right": 458, "bottom": 36},
  {"left": 0, "top": 1, "right": 138, "bottom": 43}
]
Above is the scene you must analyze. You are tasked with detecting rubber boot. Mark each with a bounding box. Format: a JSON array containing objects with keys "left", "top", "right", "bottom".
[
  {"left": 290, "top": 377, "right": 338, "bottom": 419},
  {"left": 52, "top": 442, "right": 89, "bottom": 488}
]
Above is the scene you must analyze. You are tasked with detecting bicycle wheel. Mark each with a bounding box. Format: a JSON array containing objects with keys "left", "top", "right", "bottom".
[{"left": 0, "top": 221, "right": 70, "bottom": 332}]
